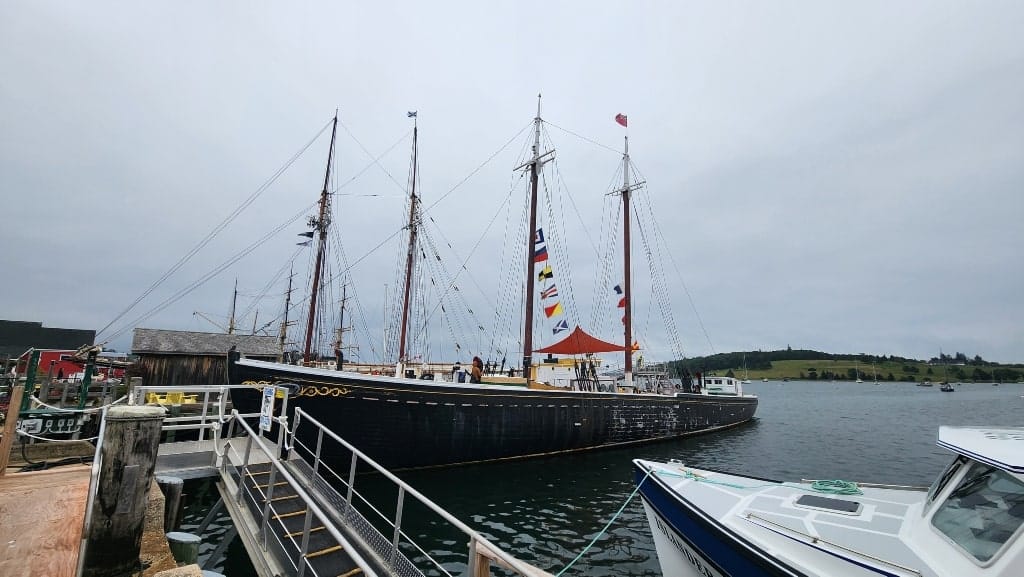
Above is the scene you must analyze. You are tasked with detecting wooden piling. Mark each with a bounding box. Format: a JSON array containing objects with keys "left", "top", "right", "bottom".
[
  {"left": 165, "top": 532, "right": 201, "bottom": 565},
  {"left": 157, "top": 475, "right": 184, "bottom": 532},
  {"left": 0, "top": 384, "right": 25, "bottom": 476},
  {"left": 82, "top": 405, "right": 166, "bottom": 577}
]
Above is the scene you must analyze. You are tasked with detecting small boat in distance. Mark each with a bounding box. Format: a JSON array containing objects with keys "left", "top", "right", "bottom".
[
  {"left": 634, "top": 426, "right": 1024, "bottom": 577},
  {"left": 918, "top": 380, "right": 934, "bottom": 387},
  {"left": 940, "top": 382, "right": 955, "bottom": 392}
]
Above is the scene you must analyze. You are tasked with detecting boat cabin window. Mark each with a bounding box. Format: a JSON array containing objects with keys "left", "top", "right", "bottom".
[
  {"left": 931, "top": 461, "right": 1024, "bottom": 563},
  {"left": 928, "top": 455, "right": 967, "bottom": 504}
]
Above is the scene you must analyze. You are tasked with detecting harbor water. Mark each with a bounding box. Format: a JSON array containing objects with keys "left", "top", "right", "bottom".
[{"left": 184, "top": 380, "right": 1024, "bottom": 576}]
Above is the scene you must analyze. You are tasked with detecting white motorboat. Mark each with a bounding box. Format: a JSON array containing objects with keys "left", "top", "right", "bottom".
[{"left": 634, "top": 426, "right": 1024, "bottom": 576}]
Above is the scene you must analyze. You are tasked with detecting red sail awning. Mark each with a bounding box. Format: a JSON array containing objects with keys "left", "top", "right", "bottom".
[{"left": 534, "top": 326, "right": 629, "bottom": 355}]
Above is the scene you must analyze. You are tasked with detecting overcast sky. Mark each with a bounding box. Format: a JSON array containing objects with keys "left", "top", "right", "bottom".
[{"left": 2, "top": 2, "right": 1022, "bottom": 365}]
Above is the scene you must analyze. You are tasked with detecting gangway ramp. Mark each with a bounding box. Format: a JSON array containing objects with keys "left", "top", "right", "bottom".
[{"left": 136, "top": 384, "right": 554, "bottom": 577}]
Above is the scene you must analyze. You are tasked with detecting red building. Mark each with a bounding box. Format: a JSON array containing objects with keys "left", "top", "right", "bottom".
[{"left": 16, "top": 349, "right": 127, "bottom": 381}]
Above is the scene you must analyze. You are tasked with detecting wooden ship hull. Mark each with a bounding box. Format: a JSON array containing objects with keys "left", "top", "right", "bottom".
[{"left": 229, "top": 357, "right": 758, "bottom": 470}]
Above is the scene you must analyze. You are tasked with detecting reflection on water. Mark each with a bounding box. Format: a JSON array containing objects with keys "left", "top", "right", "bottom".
[{"left": 190, "top": 381, "right": 1024, "bottom": 576}]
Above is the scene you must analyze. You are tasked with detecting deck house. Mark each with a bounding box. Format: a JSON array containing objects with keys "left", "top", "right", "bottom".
[{"left": 131, "top": 328, "right": 279, "bottom": 387}]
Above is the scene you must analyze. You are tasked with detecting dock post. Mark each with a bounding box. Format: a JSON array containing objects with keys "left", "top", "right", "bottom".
[
  {"left": 0, "top": 384, "right": 25, "bottom": 477},
  {"left": 165, "top": 531, "right": 201, "bottom": 564},
  {"left": 82, "top": 405, "right": 165, "bottom": 577},
  {"left": 157, "top": 475, "right": 184, "bottom": 532}
]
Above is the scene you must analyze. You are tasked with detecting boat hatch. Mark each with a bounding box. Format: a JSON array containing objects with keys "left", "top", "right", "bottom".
[
  {"left": 931, "top": 460, "right": 1024, "bottom": 563},
  {"left": 794, "top": 494, "right": 863, "bottom": 515}
]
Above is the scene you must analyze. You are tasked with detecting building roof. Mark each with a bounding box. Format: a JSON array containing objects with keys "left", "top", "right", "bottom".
[
  {"left": 0, "top": 320, "right": 96, "bottom": 357},
  {"left": 132, "top": 328, "right": 280, "bottom": 357}
]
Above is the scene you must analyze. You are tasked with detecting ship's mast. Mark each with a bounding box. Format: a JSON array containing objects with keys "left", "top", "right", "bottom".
[
  {"left": 303, "top": 113, "right": 339, "bottom": 363},
  {"left": 335, "top": 283, "right": 348, "bottom": 370},
  {"left": 618, "top": 135, "right": 634, "bottom": 387},
  {"left": 278, "top": 265, "right": 293, "bottom": 362},
  {"left": 519, "top": 95, "right": 554, "bottom": 381},
  {"left": 397, "top": 116, "right": 419, "bottom": 377},
  {"left": 228, "top": 278, "right": 238, "bottom": 335}
]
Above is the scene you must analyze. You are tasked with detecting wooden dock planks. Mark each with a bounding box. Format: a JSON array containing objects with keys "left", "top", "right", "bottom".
[{"left": 0, "top": 464, "right": 91, "bottom": 577}]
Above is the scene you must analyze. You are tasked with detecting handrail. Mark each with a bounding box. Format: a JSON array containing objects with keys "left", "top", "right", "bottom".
[
  {"left": 744, "top": 513, "right": 923, "bottom": 576},
  {"left": 76, "top": 404, "right": 109, "bottom": 577},
  {"left": 293, "top": 406, "right": 547, "bottom": 577},
  {"left": 223, "top": 409, "right": 382, "bottom": 577}
]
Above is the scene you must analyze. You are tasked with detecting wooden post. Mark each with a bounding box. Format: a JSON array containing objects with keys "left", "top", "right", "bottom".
[
  {"left": 0, "top": 385, "right": 25, "bottom": 477},
  {"left": 82, "top": 405, "right": 165, "bottom": 577},
  {"left": 165, "top": 531, "right": 201, "bottom": 564},
  {"left": 156, "top": 475, "right": 184, "bottom": 532}
]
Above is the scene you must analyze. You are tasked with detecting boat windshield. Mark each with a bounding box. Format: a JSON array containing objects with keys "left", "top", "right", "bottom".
[
  {"left": 931, "top": 461, "right": 1024, "bottom": 563},
  {"left": 927, "top": 456, "right": 966, "bottom": 504}
]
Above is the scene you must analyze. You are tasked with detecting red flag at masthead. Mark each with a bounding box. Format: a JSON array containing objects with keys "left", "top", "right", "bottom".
[{"left": 615, "top": 113, "right": 628, "bottom": 127}]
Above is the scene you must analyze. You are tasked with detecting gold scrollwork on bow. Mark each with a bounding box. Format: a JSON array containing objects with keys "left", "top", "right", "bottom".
[{"left": 298, "top": 385, "right": 350, "bottom": 397}]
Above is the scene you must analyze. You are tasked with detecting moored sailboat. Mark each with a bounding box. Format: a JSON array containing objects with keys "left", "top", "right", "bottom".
[{"left": 229, "top": 104, "right": 758, "bottom": 470}]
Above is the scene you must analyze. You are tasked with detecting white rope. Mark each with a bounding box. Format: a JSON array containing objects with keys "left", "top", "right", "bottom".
[
  {"left": 29, "top": 395, "right": 128, "bottom": 413},
  {"left": 16, "top": 429, "right": 99, "bottom": 443}
]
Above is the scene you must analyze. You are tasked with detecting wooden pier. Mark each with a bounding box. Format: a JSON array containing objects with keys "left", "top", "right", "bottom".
[{"left": 0, "top": 465, "right": 91, "bottom": 577}]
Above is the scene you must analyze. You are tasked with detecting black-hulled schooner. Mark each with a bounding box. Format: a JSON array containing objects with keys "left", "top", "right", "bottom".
[{"left": 229, "top": 104, "right": 758, "bottom": 470}]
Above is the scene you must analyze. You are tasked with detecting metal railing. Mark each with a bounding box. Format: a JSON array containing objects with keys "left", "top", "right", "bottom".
[
  {"left": 119, "top": 383, "right": 548, "bottom": 577},
  {"left": 129, "top": 385, "right": 248, "bottom": 442},
  {"left": 287, "top": 406, "right": 549, "bottom": 577},
  {"left": 221, "top": 409, "right": 382, "bottom": 577}
]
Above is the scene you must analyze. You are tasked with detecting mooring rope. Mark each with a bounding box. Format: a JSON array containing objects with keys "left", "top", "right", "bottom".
[
  {"left": 28, "top": 395, "right": 128, "bottom": 413},
  {"left": 554, "top": 466, "right": 656, "bottom": 576},
  {"left": 810, "top": 479, "right": 864, "bottom": 495},
  {"left": 17, "top": 429, "right": 99, "bottom": 443}
]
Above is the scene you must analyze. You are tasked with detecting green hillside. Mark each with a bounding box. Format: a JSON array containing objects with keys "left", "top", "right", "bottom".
[{"left": 668, "top": 349, "right": 1024, "bottom": 383}]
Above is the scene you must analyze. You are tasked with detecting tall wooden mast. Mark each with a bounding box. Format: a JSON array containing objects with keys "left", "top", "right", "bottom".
[
  {"left": 621, "top": 136, "right": 633, "bottom": 388},
  {"left": 519, "top": 95, "right": 553, "bottom": 380},
  {"left": 278, "top": 265, "right": 293, "bottom": 362},
  {"left": 397, "top": 116, "right": 419, "bottom": 376},
  {"left": 303, "top": 113, "right": 338, "bottom": 363},
  {"left": 616, "top": 134, "right": 644, "bottom": 387},
  {"left": 227, "top": 278, "right": 238, "bottom": 334}
]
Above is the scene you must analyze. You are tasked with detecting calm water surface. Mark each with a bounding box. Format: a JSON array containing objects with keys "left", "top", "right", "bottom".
[{"left": 186, "top": 380, "right": 1024, "bottom": 576}]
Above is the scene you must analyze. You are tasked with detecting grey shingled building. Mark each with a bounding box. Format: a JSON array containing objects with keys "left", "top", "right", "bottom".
[{"left": 131, "top": 328, "right": 280, "bottom": 386}]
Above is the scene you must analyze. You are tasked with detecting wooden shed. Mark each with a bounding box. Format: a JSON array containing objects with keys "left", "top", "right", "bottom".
[{"left": 131, "top": 328, "right": 280, "bottom": 387}]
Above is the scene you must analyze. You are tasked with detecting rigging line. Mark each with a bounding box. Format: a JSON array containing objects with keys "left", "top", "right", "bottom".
[
  {"left": 419, "top": 121, "right": 531, "bottom": 215},
  {"left": 488, "top": 173, "right": 523, "bottom": 361},
  {"left": 591, "top": 199, "right": 621, "bottom": 336},
  {"left": 237, "top": 252, "right": 298, "bottom": 322},
  {"left": 636, "top": 189, "right": 689, "bottom": 358},
  {"left": 97, "top": 118, "right": 334, "bottom": 339},
  {"left": 539, "top": 126, "right": 603, "bottom": 277},
  {"left": 544, "top": 120, "right": 622, "bottom": 155},
  {"left": 104, "top": 202, "right": 316, "bottom": 342},
  {"left": 333, "top": 237, "right": 381, "bottom": 363},
  {"left": 420, "top": 228, "right": 477, "bottom": 354},
  {"left": 336, "top": 120, "right": 411, "bottom": 194},
  {"left": 539, "top": 168, "right": 579, "bottom": 330},
  {"left": 415, "top": 184, "right": 517, "bottom": 341}
]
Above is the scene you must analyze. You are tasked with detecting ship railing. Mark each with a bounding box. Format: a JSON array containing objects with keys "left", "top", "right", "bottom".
[
  {"left": 287, "top": 406, "right": 552, "bottom": 577},
  {"left": 220, "top": 409, "right": 384, "bottom": 577}
]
